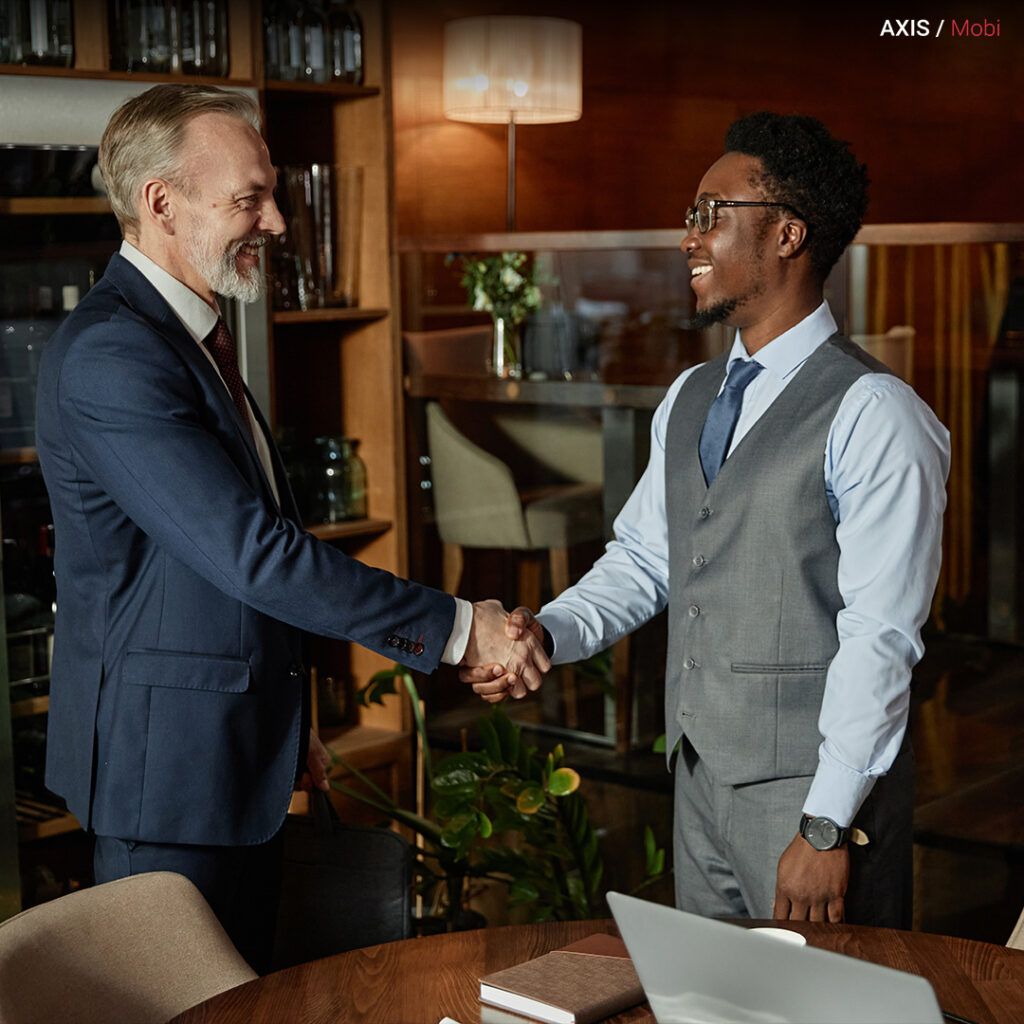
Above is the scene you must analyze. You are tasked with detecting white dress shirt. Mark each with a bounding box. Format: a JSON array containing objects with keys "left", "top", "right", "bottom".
[{"left": 536, "top": 301, "right": 950, "bottom": 826}]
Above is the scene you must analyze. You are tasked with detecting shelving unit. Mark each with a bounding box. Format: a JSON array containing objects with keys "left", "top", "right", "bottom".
[{"left": 1, "top": 0, "right": 414, "bottom": 910}]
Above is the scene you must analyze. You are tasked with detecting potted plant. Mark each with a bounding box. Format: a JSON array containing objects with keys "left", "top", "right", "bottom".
[{"left": 328, "top": 664, "right": 660, "bottom": 930}]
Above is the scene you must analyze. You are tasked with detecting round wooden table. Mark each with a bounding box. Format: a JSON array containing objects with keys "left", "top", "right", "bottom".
[{"left": 169, "top": 918, "right": 1024, "bottom": 1024}]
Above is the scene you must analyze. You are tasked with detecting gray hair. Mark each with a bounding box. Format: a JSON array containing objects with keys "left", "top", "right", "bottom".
[{"left": 99, "top": 84, "right": 261, "bottom": 235}]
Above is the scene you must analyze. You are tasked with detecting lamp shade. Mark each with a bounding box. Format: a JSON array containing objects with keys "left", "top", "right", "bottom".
[{"left": 443, "top": 16, "right": 582, "bottom": 125}]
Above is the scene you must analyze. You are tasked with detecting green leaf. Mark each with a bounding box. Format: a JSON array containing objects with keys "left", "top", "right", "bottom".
[
  {"left": 508, "top": 877, "right": 540, "bottom": 904},
  {"left": 546, "top": 767, "right": 580, "bottom": 797},
  {"left": 432, "top": 752, "right": 488, "bottom": 795},
  {"left": 357, "top": 670, "right": 399, "bottom": 707},
  {"left": 477, "top": 811, "right": 493, "bottom": 839},
  {"left": 516, "top": 785, "right": 546, "bottom": 815},
  {"left": 477, "top": 715, "right": 503, "bottom": 766},
  {"left": 433, "top": 794, "right": 472, "bottom": 819},
  {"left": 439, "top": 812, "right": 479, "bottom": 852},
  {"left": 489, "top": 706, "right": 520, "bottom": 764}
]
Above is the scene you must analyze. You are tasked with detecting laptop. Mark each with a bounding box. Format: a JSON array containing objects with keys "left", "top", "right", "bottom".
[{"left": 607, "top": 892, "right": 944, "bottom": 1023}]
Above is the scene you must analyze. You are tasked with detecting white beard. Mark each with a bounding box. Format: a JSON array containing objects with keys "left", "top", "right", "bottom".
[{"left": 186, "top": 228, "right": 265, "bottom": 304}]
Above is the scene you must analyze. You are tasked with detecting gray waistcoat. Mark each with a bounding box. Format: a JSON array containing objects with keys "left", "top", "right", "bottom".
[{"left": 664, "top": 335, "right": 891, "bottom": 784}]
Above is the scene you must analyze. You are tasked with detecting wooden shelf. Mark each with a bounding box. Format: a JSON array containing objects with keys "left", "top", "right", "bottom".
[
  {"left": 272, "top": 307, "right": 389, "bottom": 325},
  {"left": 10, "top": 696, "right": 49, "bottom": 719},
  {"left": 16, "top": 794, "right": 80, "bottom": 842},
  {"left": 0, "top": 61, "right": 256, "bottom": 88},
  {"left": 263, "top": 80, "right": 379, "bottom": 99},
  {"left": 0, "top": 447, "right": 38, "bottom": 465},
  {"left": 0, "top": 197, "right": 111, "bottom": 216},
  {"left": 321, "top": 723, "right": 409, "bottom": 770},
  {"left": 307, "top": 518, "right": 391, "bottom": 542}
]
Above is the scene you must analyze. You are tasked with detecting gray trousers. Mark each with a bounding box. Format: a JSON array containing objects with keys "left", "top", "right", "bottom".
[{"left": 672, "top": 736, "right": 914, "bottom": 927}]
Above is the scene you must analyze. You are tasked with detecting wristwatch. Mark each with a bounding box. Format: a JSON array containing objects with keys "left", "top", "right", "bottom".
[{"left": 799, "top": 815, "right": 850, "bottom": 851}]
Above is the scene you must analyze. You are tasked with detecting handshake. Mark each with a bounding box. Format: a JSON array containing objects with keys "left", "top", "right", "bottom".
[{"left": 459, "top": 599, "right": 550, "bottom": 703}]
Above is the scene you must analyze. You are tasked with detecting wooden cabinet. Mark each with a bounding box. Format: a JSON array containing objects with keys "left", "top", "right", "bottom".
[{"left": 0, "top": 0, "right": 413, "bottom": 911}]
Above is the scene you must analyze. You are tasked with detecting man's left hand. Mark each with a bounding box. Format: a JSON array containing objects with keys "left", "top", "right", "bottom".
[
  {"left": 304, "top": 727, "right": 332, "bottom": 792},
  {"left": 772, "top": 833, "right": 849, "bottom": 922}
]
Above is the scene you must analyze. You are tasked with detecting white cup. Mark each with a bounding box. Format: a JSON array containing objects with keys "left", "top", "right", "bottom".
[{"left": 750, "top": 927, "right": 808, "bottom": 947}]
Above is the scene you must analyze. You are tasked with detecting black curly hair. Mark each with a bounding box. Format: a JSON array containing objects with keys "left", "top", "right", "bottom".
[{"left": 723, "top": 111, "right": 869, "bottom": 281}]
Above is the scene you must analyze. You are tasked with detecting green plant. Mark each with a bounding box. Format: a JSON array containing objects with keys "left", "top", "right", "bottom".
[
  {"left": 445, "top": 251, "right": 542, "bottom": 325},
  {"left": 329, "top": 663, "right": 606, "bottom": 927}
]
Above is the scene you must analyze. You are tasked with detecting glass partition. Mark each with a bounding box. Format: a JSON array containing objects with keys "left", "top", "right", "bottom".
[{"left": 399, "top": 225, "right": 1024, "bottom": 752}]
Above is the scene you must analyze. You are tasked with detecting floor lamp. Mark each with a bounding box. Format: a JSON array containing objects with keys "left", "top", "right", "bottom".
[{"left": 442, "top": 16, "right": 582, "bottom": 231}]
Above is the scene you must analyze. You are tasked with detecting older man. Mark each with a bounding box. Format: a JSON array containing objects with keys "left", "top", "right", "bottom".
[{"left": 36, "top": 84, "right": 546, "bottom": 970}]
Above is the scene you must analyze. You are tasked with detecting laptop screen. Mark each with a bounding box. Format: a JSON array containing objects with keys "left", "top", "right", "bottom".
[{"left": 607, "top": 892, "right": 944, "bottom": 1024}]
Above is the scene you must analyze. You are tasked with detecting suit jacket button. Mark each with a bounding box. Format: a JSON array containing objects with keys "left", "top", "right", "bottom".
[
  {"left": 413, "top": 642, "right": 424, "bottom": 656},
  {"left": 692, "top": 554, "right": 706, "bottom": 567},
  {"left": 287, "top": 664, "right": 302, "bottom": 680},
  {"left": 387, "top": 635, "right": 399, "bottom": 647},
  {"left": 684, "top": 657, "right": 696, "bottom": 669},
  {"left": 699, "top": 506, "right": 712, "bottom": 519},
  {"left": 689, "top": 605, "right": 700, "bottom": 617}
]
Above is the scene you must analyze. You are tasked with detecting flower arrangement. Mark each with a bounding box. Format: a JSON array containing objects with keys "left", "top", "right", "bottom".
[{"left": 446, "top": 251, "right": 542, "bottom": 326}]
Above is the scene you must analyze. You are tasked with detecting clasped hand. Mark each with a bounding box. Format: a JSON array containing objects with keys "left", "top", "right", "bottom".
[{"left": 459, "top": 601, "right": 549, "bottom": 703}]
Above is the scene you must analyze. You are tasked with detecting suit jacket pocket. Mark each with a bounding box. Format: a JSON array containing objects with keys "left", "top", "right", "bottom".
[{"left": 124, "top": 648, "right": 251, "bottom": 693}]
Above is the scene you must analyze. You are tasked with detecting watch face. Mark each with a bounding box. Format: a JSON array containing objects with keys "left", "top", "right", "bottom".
[{"left": 805, "top": 817, "right": 839, "bottom": 850}]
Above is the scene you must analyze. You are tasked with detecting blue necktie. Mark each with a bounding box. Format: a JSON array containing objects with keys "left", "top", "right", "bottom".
[{"left": 699, "top": 358, "right": 764, "bottom": 485}]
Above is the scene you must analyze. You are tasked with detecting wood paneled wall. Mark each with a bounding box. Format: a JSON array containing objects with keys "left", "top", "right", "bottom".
[{"left": 389, "top": 0, "right": 1023, "bottom": 236}]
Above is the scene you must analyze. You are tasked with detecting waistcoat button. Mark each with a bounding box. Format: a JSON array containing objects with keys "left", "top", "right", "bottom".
[
  {"left": 692, "top": 554, "right": 706, "bottom": 567},
  {"left": 699, "top": 506, "right": 711, "bottom": 518},
  {"left": 689, "top": 605, "right": 700, "bottom": 617},
  {"left": 684, "top": 657, "right": 696, "bottom": 669}
]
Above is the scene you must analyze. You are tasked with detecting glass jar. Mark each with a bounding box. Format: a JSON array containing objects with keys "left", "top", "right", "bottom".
[
  {"left": 327, "top": 0, "right": 362, "bottom": 84},
  {"left": 312, "top": 436, "right": 367, "bottom": 522},
  {"left": 18, "top": 0, "right": 74, "bottom": 67}
]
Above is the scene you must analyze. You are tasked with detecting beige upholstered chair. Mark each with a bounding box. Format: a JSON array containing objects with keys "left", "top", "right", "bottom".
[
  {"left": 0, "top": 871, "right": 257, "bottom": 1024},
  {"left": 426, "top": 400, "right": 608, "bottom": 729},
  {"left": 1008, "top": 907, "right": 1024, "bottom": 950},
  {"left": 851, "top": 325, "right": 915, "bottom": 381},
  {"left": 425, "top": 400, "right": 603, "bottom": 608}
]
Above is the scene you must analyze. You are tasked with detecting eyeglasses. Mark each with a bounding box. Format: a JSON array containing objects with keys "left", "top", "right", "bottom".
[{"left": 684, "top": 197, "right": 803, "bottom": 235}]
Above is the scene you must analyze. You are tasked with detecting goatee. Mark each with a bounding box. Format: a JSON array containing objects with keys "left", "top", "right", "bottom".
[{"left": 684, "top": 298, "right": 739, "bottom": 330}]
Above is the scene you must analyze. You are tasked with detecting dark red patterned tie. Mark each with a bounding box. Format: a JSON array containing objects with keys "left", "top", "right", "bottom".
[{"left": 203, "top": 318, "right": 252, "bottom": 433}]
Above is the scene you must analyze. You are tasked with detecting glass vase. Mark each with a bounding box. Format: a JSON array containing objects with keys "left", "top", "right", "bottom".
[
  {"left": 490, "top": 313, "right": 522, "bottom": 379},
  {"left": 312, "top": 436, "right": 367, "bottom": 522}
]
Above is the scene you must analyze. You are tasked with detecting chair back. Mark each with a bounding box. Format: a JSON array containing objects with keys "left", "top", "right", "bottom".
[
  {"left": 272, "top": 796, "right": 415, "bottom": 969},
  {"left": 425, "top": 401, "right": 533, "bottom": 548},
  {"left": 851, "top": 325, "right": 915, "bottom": 381},
  {"left": 0, "top": 871, "right": 256, "bottom": 1024},
  {"left": 1008, "top": 906, "right": 1024, "bottom": 950}
]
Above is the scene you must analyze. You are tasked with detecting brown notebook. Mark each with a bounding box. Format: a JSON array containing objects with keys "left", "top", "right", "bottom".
[{"left": 478, "top": 932, "right": 645, "bottom": 1024}]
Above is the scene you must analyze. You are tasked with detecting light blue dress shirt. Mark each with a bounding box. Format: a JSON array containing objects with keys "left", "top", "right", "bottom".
[{"left": 537, "top": 301, "right": 951, "bottom": 827}]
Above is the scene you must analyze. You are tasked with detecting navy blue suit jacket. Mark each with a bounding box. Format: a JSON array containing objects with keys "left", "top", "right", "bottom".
[{"left": 35, "top": 255, "right": 455, "bottom": 846}]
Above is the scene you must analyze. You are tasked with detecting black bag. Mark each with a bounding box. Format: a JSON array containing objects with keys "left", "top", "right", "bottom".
[{"left": 271, "top": 789, "right": 414, "bottom": 969}]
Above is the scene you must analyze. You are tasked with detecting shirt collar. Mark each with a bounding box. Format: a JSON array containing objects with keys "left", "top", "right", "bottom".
[
  {"left": 729, "top": 301, "right": 838, "bottom": 379},
  {"left": 119, "top": 241, "right": 221, "bottom": 343}
]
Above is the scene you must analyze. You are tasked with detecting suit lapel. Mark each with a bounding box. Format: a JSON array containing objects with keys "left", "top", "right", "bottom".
[{"left": 104, "top": 256, "right": 283, "bottom": 510}]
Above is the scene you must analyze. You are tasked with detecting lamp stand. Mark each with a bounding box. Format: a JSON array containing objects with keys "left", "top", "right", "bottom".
[{"left": 506, "top": 116, "right": 516, "bottom": 232}]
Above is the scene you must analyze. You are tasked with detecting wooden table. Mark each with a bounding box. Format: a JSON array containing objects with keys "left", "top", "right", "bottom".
[{"left": 169, "top": 918, "right": 1024, "bottom": 1024}]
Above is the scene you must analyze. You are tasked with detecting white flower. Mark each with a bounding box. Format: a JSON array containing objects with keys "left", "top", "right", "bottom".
[{"left": 500, "top": 266, "right": 524, "bottom": 290}]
